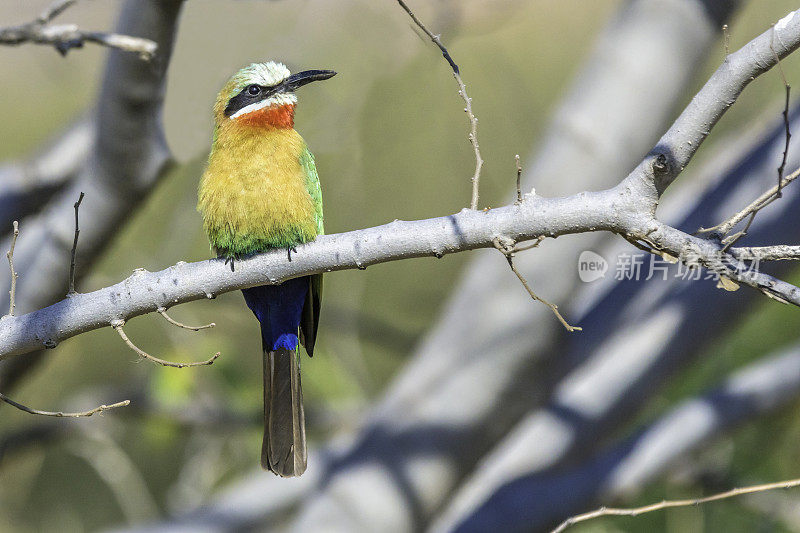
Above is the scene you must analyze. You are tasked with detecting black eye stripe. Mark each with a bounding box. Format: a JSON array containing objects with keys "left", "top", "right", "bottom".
[{"left": 223, "top": 82, "right": 286, "bottom": 117}]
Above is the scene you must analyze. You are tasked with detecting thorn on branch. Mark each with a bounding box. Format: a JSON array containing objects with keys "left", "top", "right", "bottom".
[
  {"left": 113, "top": 322, "right": 220, "bottom": 368},
  {"left": 0, "top": 0, "right": 157, "bottom": 59},
  {"left": 550, "top": 477, "right": 800, "bottom": 533},
  {"left": 157, "top": 307, "right": 215, "bottom": 331},
  {"left": 68, "top": 191, "right": 84, "bottom": 296},
  {"left": 0, "top": 391, "right": 129, "bottom": 418},
  {"left": 493, "top": 237, "right": 581, "bottom": 332},
  {"left": 6, "top": 221, "right": 19, "bottom": 317},
  {"left": 395, "top": 0, "right": 483, "bottom": 210}
]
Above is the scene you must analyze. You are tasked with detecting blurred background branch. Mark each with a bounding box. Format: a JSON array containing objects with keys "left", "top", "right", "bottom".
[
  {"left": 0, "top": 0, "right": 156, "bottom": 58},
  {"left": 0, "top": 0, "right": 182, "bottom": 394}
]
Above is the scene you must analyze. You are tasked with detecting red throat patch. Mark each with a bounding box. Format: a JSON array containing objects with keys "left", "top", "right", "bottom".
[{"left": 236, "top": 104, "right": 296, "bottom": 128}]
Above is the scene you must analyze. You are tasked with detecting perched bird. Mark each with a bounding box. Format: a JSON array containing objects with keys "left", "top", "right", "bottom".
[{"left": 197, "top": 61, "right": 335, "bottom": 476}]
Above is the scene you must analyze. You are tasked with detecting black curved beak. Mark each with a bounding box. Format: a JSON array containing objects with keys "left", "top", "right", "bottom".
[{"left": 283, "top": 69, "right": 337, "bottom": 91}]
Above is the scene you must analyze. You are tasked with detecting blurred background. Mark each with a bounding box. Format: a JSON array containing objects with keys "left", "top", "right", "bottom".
[{"left": 1, "top": 0, "right": 800, "bottom": 532}]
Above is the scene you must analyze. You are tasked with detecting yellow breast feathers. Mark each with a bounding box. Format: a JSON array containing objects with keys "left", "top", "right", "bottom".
[{"left": 198, "top": 127, "right": 317, "bottom": 256}]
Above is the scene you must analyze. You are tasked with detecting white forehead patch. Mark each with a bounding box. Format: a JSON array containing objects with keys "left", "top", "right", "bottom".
[
  {"left": 230, "top": 92, "right": 298, "bottom": 120},
  {"left": 254, "top": 61, "right": 291, "bottom": 87}
]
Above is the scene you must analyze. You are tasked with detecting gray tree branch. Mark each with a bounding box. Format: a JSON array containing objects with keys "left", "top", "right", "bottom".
[
  {"left": 4, "top": 2, "right": 782, "bottom": 359},
  {"left": 3, "top": 166, "right": 800, "bottom": 360}
]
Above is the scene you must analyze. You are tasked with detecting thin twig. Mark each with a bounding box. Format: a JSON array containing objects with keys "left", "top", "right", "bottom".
[
  {"left": 6, "top": 221, "right": 19, "bottom": 317},
  {"left": 771, "top": 34, "right": 792, "bottom": 198},
  {"left": 697, "top": 166, "right": 800, "bottom": 243},
  {"left": 493, "top": 237, "right": 581, "bottom": 332},
  {"left": 157, "top": 307, "right": 215, "bottom": 331},
  {"left": 395, "top": 0, "right": 483, "bottom": 209},
  {"left": 0, "top": 0, "right": 157, "bottom": 59},
  {"left": 113, "top": 323, "right": 219, "bottom": 368},
  {"left": 0, "top": 391, "right": 128, "bottom": 418},
  {"left": 778, "top": 84, "right": 791, "bottom": 198},
  {"left": 513, "top": 236, "right": 545, "bottom": 253},
  {"left": 515, "top": 154, "right": 523, "bottom": 203},
  {"left": 68, "top": 192, "right": 84, "bottom": 296},
  {"left": 38, "top": 0, "right": 77, "bottom": 24},
  {"left": 551, "top": 477, "right": 800, "bottom": 533}
]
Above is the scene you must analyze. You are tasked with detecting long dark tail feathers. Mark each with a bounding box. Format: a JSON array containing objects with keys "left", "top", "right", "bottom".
[{"left": 262, "top": 347, "right": 307, "bottom": 477}]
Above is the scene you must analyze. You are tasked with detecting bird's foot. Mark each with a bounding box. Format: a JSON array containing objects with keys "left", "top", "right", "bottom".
[
  {"left": 287, "top": 246, "right": 297, "bottom": 262},
  {"left": 224, "top": 256, "right": 235, "bottom": 272}
]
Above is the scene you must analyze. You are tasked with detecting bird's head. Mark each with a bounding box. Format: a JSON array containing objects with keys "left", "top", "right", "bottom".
[{"left": 214, "top": 61, "right": 336, "bottom": 129}]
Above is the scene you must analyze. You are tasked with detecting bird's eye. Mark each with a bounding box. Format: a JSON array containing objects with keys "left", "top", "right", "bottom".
[{"left": 247, "top": 85, "right": 261, "bottom": 96}]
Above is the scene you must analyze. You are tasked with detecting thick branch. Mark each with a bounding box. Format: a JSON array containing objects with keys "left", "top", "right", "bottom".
[
  {"left": 0, "top": 179, "right": 798, "bottom": 361},
  {"left": 623, "top": 9, "right": 800, "bottom": 198},
  {"left": 0, "top": 193, "right": 610, "bottom": 360}
]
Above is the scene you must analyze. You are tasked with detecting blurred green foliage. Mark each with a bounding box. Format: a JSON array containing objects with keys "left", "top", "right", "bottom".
[{"left": 1, "top": 0, "right": 800, "bottom": 531}]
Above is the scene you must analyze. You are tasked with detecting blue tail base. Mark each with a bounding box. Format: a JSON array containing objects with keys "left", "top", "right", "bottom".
[{"left": 242, "top": 277, "right": 309, "bottom": 351}]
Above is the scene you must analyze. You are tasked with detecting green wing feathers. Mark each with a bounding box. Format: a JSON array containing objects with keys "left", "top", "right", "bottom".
[
  {"left": 299, "top": 146, "right": 323, "bottom": 356},
  {"left": 300, "top": 146, "right": 324, "bottom": 236}
]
